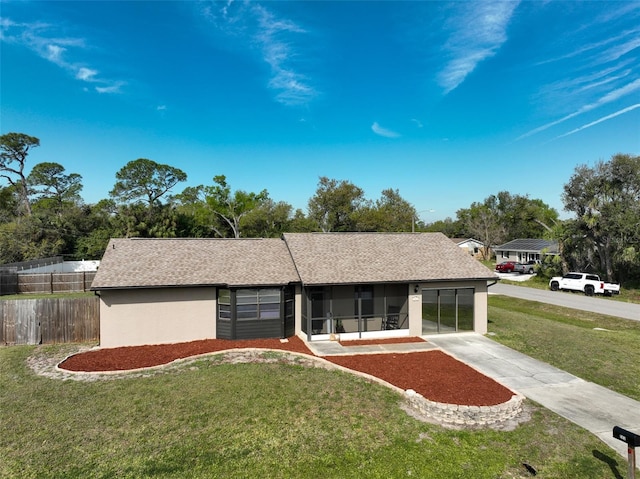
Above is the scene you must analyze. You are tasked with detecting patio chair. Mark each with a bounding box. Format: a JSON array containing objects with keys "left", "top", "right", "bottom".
[{"left": 382, "top": 305, "right": 400, "bottom": 330}]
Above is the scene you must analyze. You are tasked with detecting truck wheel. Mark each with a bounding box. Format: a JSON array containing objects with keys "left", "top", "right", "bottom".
[
  {"left": 585, "top": 285, "right": 594, "bottom": 296},
  {"left": 550, "top": 281, "right": 559, "bottom": 291}
]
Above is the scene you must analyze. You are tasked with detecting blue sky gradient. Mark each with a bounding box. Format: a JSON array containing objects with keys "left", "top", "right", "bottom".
[{"left": 2, "top": 1, "right": 639, "bottom": 221}]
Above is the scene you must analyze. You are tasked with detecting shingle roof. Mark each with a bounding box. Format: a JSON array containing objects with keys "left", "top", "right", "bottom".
[
  {"left": 282, "top": 232, "right": 496, "bottom": 285},
  {"left": 494, "top": 238, "right": 559, "bottom": 254},
  {"left": 91, "top": 238, "right": 300, "bottom": 289},
  {"left": 92, "top": 233, "right": 497, "bottom": 290}
]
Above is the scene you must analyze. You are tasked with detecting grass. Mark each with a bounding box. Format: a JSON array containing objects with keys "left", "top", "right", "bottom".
[
  {"left": 488, "top": 295, "right": 640, "bottom": 401},
  {"left": 0, "top": 345, "right": 628, "bottom": 478},
  {"left": 0, "top": 291, "right": 95, "bottom": 300}
]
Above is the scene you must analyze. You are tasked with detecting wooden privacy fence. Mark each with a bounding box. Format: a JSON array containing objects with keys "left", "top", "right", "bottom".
[
  {"left": 0, "top": 296, "right": 100, "bottom": 345},
  {"left": 0, "top": 271, "right": 97, "bottom": 296}
]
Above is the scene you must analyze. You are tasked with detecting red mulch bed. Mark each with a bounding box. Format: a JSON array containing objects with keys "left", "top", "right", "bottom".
[
  {"left": 328, "top": 351, "right": 513, "bottom": 406},
  {"left": 60, "top": 336, "right": 313, "bottom": 372},
  {"left": 339, "top": 337, "right": 426, "bottom": 346},
  {"left": 58, "top": 336, "right": 514, "bottom": 406}
]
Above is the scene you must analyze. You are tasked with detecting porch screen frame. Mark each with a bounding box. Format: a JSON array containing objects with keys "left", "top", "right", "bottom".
[{"left": 303, "top": 283, "right": 408, "bottom": 340}]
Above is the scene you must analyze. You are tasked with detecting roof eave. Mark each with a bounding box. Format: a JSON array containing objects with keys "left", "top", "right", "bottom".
[
  {"left": 297, "top": 276, "right": 498, "bottom": 287},
  {"left": 91, "top": 280, "right": 301, "bottom": 291}
]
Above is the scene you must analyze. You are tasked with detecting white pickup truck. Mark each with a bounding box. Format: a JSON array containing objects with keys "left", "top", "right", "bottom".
[{"left": 549, "top": 272, "right": 621, "bottom": 296}]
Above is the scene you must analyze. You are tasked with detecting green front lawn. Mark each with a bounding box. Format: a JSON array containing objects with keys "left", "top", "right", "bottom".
[
  {"left": 0, "top": 343, "right": 626, "bottom": 478},
  {"left": 488, "top": 295, "right": 640, "bottom": 401}
]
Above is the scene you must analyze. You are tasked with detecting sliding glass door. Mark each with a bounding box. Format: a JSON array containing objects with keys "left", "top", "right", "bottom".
[{"left": 422, "top": 288, "right": 474, "bottom": 334}]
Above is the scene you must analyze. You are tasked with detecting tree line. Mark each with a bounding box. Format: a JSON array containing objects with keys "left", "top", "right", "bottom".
[{"left": 1, "top": 132, "right": 638, "bottom": 283}]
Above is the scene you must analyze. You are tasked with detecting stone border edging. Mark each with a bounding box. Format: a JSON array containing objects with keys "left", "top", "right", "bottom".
[
  {"left": 55, "top": 347, "right": 525, "bottom": 429},
  {"left": 405, "top": 388, "right": 524, "bottom": 429}
]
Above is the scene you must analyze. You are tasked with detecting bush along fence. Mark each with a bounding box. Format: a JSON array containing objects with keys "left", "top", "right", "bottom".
[
  {"left": 0, "top": 271, "right": 97, "bottom": 296},
  {"left": 0, "top": 296, "right": 99, "bottom": 345}
]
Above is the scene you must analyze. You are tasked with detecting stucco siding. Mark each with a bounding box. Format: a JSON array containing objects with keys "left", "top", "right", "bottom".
[
  {"left": 408, "top": 284, "right": 423, "bottom": 337},
  {"left": 99, "top": 287, "right": 216, "bottom": 348},
  {"left": 473, "top": 281, "right": 489, "bottom": 335},
  {"left": 294, "top": 286, "right": 303, "bottom": 336}
]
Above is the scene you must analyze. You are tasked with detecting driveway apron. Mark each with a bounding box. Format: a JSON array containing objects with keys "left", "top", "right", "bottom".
[{"left": 428, "top": 333, "right": 640, "bottom": 460}]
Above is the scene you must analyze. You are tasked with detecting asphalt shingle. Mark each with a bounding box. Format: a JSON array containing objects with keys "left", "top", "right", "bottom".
[
  {"left": 282, "top": 232, "right": 496, "bottom": 285},
  {"left": 91, "top": 237, "right": 300, "bottom": 289},
  {"left": 91, "top": 233, "right": 497, "bottom": 290}
]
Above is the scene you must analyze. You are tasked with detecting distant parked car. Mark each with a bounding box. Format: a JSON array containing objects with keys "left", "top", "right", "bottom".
[
  {"left": 523, "top": 260, "right": 540, "bottom": 274},
  {"left": 496, "top": 261, "right": 526, "bottom": 273}
]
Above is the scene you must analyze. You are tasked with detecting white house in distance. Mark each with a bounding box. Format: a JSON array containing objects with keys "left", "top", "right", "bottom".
[
  {"left": 450, "top": 238, "right": 485, "bottom": 258},
  {"left": 494, "top": 239, "right": 559, "bottom": 263},
  {"left": 91, "top": 232, "right": 498, "bottom": 348}
]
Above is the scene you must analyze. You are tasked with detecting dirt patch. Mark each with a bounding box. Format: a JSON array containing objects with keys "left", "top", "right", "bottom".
[{"left": 55, "top": 336, "right": 515, "bottom": 408}]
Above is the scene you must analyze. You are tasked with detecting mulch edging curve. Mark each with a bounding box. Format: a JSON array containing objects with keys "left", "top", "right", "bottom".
[{"left": 53, "top": 347, "right": 526, "bottom": 430}]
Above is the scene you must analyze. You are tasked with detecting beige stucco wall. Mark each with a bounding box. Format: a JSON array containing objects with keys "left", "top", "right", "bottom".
[
  {"left": 408, "top": 280, "right": 490, "bottom": 335},
  {"left": 473, "top": 280, "right": 489, "bottom": 335},
  {"left": 407, "top": 284, "right": 423, "bottom": 337},
  {"left": 294, "top": 285, "right": 303, "bottom": 336},
  {"left": 99, "top": 287, "right": 216, "bottom": 348}
]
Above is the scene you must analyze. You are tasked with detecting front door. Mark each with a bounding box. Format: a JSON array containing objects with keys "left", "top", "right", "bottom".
[
  {"left": 354, "top": 285, "right": 374, "bottom": 333},
  {"left": 310, "top": 288, "right": 328, "bottom": 334}
]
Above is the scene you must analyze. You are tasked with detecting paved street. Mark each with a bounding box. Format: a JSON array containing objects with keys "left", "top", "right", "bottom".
[{"left": 490, "top": 281, "right": 640, "bottom": 321}]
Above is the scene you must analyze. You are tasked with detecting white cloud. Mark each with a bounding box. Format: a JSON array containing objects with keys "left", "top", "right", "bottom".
[
  {"left": 95, "top": 82, "right": 124, "bottom": 94},
  {"left": 554, "top": 104, "right": 640, "bottom": 140},
  {"left": 76, "top": 67, "right": 97, "bottom": 81},
  {"left": 517, "top": 78, "right": 640, "bottom": 140},
  {"left": 157, "top": 105, "right": 167, "bottom": 111},
  {"left": 372, "top": 122, "right": 400, "bottom": 138},
  {"left": 1, "top": 18, "right": 122, "bottom": 92},
  {"left": 45, "top": 43, "right": 66, "bottom": 64},
  {"left": 536, "top": 27, "right": 639, "bottom": 67},
  {"left": 411, "top": 118, "right": 424, "bottom": 128},
  {"left": 203, "top": 2, "right": 317, "bottom": 107},
  {"left": 438, "top": 1, "right": 519, "bottom": 94},
  {"left": 523, "top": 8, "right": 640, "bottom": 142},
  {"left": 600, "top": 35, "right": 640, "bottom": 63}
]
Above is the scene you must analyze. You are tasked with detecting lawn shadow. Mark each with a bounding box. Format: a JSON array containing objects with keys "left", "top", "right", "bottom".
[{"left": 592, "top": 449, "right": 623, "bottom": 479}]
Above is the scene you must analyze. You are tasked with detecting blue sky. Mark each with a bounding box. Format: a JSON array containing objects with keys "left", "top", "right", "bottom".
[{"left": 2, "top": 1, "right": 639, "bottom": 222}]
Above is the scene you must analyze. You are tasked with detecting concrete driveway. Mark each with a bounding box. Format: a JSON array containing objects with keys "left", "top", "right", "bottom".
[
  {"left": 428, "top": 333, "right": 640, "bottom": 460},
  {"left": 490, "top": 282, "right": 640, "bottom": 322}
]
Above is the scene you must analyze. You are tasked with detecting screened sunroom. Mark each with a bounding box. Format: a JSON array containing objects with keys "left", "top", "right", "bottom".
[
  {"left": 301, "top": 283, "right": 409, "bottom": 340},
  {"left": 217, "top": 286, "right": 296, "bottom": 340}
]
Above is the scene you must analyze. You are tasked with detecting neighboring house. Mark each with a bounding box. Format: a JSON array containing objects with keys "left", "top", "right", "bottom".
[
  {"left": 450, "top": 238, "right": 485, "bottom": 258},
  {"left": 91, "top": 232, "right": 497, "bottom": 348},
  {"left": 20, "top": 260, "right": 100, "bottom": 273},
  {"left": 494, "top": 239, "right": 559, "bottom": 264}
]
